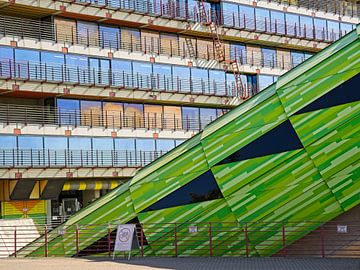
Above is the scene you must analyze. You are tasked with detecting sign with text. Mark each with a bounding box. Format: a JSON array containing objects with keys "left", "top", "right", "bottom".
[
  {"left": 114, "top": 224, "right": 138, "bottom": 252},
  {"left": 337, "top": 225, "right": 348, "bottom": 233}
]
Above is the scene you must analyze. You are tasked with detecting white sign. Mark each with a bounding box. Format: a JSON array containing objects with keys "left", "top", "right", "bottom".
[
  {"left": 113, "top": 224, "right": 139, "bottom": 260},
  {"left": 337, "top": 225, "right": 348, "bottom": 233},
  {"left": 189, "top": 226, "right": 198, "bottom": 233}
]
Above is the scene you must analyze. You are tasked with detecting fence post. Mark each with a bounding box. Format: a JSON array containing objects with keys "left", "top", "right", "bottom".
[
  {"left": 321, "top": 225, "right": 325, "bottom": 258},
  {"left": 107, "top": 224, "right": 111, "bottom": 257},
  {"left": 44, "top": 225, "right": 48, "bottom": 257},
  {"left": 14, "top": 226, "right": 17, "bottom": 257},
  {"left": 174, "top": 223, "right": 178, "bottom": 257},
  {"left": 140, "top": 226, "right": 144, "bottom": 257},
  {"left": 76, "top": 224, "right": 79, "bottom": 257},
  {"left": 245, "top": 223, "right": 249, "bottom": 258},
  {"left": 282, "top": 223, "right": 286, "bottom": 257},
  {"left": 209, "top": 222, "right": 213, "bottom": 257}
]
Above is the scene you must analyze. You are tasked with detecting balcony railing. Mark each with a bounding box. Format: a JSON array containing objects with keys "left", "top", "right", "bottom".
[
  {"left": 0, "top": 149, "right": 167, "bottom": 168},
  {"left": 0, "top": 58, "right": 259, "bottom": 98},
  {"left": 0, "top": 15, "right": 312, "bottom": 71},
  {"left": 0, "top": 103, "right": 221, "bottom": 131}
]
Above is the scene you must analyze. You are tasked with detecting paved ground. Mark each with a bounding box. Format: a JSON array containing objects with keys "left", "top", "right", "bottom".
[{"left": 0, "top": 257, "right": 359, "bottom": 270}]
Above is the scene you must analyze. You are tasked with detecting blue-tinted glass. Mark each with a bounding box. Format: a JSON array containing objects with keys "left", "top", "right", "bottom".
[
  {"left": 285, "top": 13, "right": 300, "bottom": 36},
  {"left": 57, "top": 99, "right": 80, "bottom": 126},
  {"left": 340, "top": 23, "right": 353, "bottom": 36},
  {"left": 200, "top": 108, "right": 217, "bottom": 129},
  {"left": 191, "top": 67, "right": 208, "bottom": 94},
  {"left": 89, "top": 58, "right": 110, "bottom": 85},
  {"left": 156, "top": 139, "right": 175, "bottom": 152},
  {"left": 111, "top": 59, "right": 132, "bottom": 87},
  {"left": 255, "top": 8, "right": 270, "bottom": 32},
  {"left": 136, "top": 139, "right": 155, "bottom": 151},
  {"left": 68, "top": 137, "right": 92, "bottom": 166},
  {"left": 17, "top": 136, "right": 44, "bottom": 166},
  {"left": 300, "top": 16, "right": 314, "bottom": 39},
  {"left": 14, "top": 49, "right": 41, "bottom": 80},
  {"left": 77, "top": 21, "right": 99, "bottom": 46},
  {"left": 259, "top": 75, "right": 274, "bottom": 90},
  {"left": 327, "top": 21, "right": 340, "bottom": 41},
  {"left": 291, "top": 51, "right": 305, "bottom": 67},
  {"left": 209, "top": 70, "right": 226, "bottom": 95},
  {"left": 175, "top": 140, "right": 185, "bottom": 146},
  {"left": 314, "top": 18, "right": 327, "bottom": 40},
  {"left": 153, "top": 63, "right": 172, "bottom": 91},
  {"left": 141, "top": 170, "right": 223, "bottom": 212},
  {"left": 230, "top": 43, "right": 245, "bottom": 61},
  {"left": 114, "top": 138, "right": 135, "bottom": 150},
  {"left": 92, "top": 137, "right": 113, "bottom": 166},
  {"left": 99, "top": 25, "right": 120, "bottom": 49},
  {"left": 114, "top": 138, "right": 135, "bottom": 166},
  {"left": 270, "top": 10, "right": 285, "bottom": 34},
  {"left": 226, "top": 73, "right": 236, "bottom": 97},
  {"left": 44, "top": 136, "right": 67, "bottom": 149},
  {"left": 44, "top": 136, "right": 67, "bottom": 166},
  {"left": 0, "top": 135, "right": 16, "bottom": 167},
  {"left": 173, "top": 66, "right": 190, "bottom": 93},
  {"left": 182, "top": 107, "right": 199, "bottom": 130},
  {"left": 41, "top": 51, "right": 64, "bottom": 82},
  {"left": 69, "top": 137, "right": 91, "bottom": 150},
  {"left": 65, "top": 54, "right": 88, "bottom": 84},
  {"left": 133, "top": 62, "right": 151, "bottom": 89},
  {"left": 262, "top": 48, "right": 276, "bottom": 68},
  {"left": 239, "top": 5, "right": 255, "bottom": 29},
  {"left": 0, "top": 46, "right": 13, "bottom": 78},
  {"left": 222, "top": 3, "right": 239, "bottom": 27},
  {"left": 18, "top": 136, "right": 43, "bottom": 149}
]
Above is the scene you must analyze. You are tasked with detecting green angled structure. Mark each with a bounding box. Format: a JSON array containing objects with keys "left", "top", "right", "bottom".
[{"left": 18, "top": 25, "right": 360, "bottom": 257}]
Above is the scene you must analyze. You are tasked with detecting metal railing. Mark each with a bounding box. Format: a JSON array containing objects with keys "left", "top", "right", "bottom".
[
  {"left": 263, "top": 0, "right": 359, "bottom": 18},
  {"left": 0, "top": 103, "right": 221, "bottom": 131},
  {"left": 0, "top": 15, "right": 312, "bottom": 71},
  {"left": 0, "top": 149, "right": 167, "bottom": 168},
  {"left": 2, "top": 220, "right": 359, "bottom": 257},
  {"left": 0, "top": 58, "right": 259, "bottom": 98}
]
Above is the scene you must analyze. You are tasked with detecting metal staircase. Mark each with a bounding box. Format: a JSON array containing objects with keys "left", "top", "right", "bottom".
[{"left": 188, "top": 0, "right": 250, "bottom": 99}]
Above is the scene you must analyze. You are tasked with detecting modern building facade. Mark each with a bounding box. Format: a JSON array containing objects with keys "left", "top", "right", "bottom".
[{"left": 0, "top": 0, "right": 358, "bottom": 223}]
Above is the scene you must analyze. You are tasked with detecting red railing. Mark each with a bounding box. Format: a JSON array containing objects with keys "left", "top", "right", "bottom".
[{"left": 1, "top": 220, "right": 359, "bottom": 258}]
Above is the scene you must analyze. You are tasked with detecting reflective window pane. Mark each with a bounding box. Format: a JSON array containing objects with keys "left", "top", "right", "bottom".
[
  {"left": 41, "top": 51, "right": 64, "bottom": 82},
  {"left": 57, "top": 99, "right": 80, "bottom": 126},
  {"left": 14, "top": 49, "right": 41, "bottom": 80},
  {"left": 182, "top": 107, "right": 199, "bottom": 130}
]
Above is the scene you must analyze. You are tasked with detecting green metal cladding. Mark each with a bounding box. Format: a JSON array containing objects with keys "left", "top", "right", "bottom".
[{"left": 18, "top": 25, "right": 360, "bottom": 257}]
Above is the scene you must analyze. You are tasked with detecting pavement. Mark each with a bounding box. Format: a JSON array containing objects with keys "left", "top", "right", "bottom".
[{"left": 0, "top": 257, "right": 359, "bottom": 270}]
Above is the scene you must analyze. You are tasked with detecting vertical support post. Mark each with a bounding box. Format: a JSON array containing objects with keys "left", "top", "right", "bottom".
[
  {"left": 14, "top": 226, "right": 17, "bottom": 257},
  {"left": 321, "top": 225, "right": 325, "bottom": 258},
  {"left": 174, "top": 223, "right": 178, "bottom": 257},
  {"left": 44, "top": 225, "right": 48, "bottom": 257},
  {"left": 282, "top": 223, "right": 286, "bottom": 257},
  {"left": 107, "top": 224, "right": 111, "bottom": 257},
  {"left": 245, "top": 223, "right": 249, "bottom": 258},
  {"left": 140, "top": 226, "right": 144, "bottom": 257},
  {"left": 209, "top": 222, "right": 213, "bottom": 257},
  {"left": 76, "top": 224, "right": 79, "bottom": 257}
]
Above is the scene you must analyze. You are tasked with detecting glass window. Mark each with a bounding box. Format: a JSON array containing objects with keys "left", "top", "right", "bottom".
[
  {"left": 103, "top": 102, "right": 124, "bottom": 128},
  {"left": 327, "top": 21, "right": 340, "bottom": 41},
  {"left": 114, "top": 138, "right": 135, "bottom": 150},
  {"left": 156, "top": 139, "right": 175, "bottom": 152},
  {"left": 0, "top": 135, "right": 16, "bottom": 167},
  {"left": 68, "top": 137, "right": 91, "bottom": 166},
  {"left": 80, "top": 100, "right": 102, "bottom": 127},
  {"left": 17, "top": 136, "right": 43, "bottom": 166},
  {"left": 14, "top": 49, "right": 41, "bottom": 80},
  {"left": 142, "top": 31, "right": 160, "bottom": 54},
  {"left": 57, "top": 99, "right": 80, "bottom": 126},
  {"left": 300, "top": 16, "right": 314, "bottom": 39},
  {"left": 114, "top": 138, "right": 135, "bottom": 166},
  {"left": 255, "top": 8, "right": 270, "bottom": 32},
  {"left": 0, "top": 46, "right": 13, "bottom": 78},
  {"left": 340, "top": 23, "right": 353, "bottom": 37},
  {"left": 41, "top": 51, "right": 64, "bottom": 82},
  {"left": 259, "top": 75, "right": 274, "bottom": 90},
  {"left": 121, "top": 28, "right": 141, "bottom": 51},
  {"left": 132, "top": 61, "right": 152, "bottom": 89},
  {"left": 163, "top": 106, "right": 182, "bottom": 129},
  {"left": 68, "top": 137, "right": 91, "bottom": 150},
  {"left": 111, "top": 59, "right": 132, "bottom": 87},
  {"left": 291, "top": 51, "right": 305, "bottom": 68},
  {"left": 92, "top": 138, "right": 114, "bottom": 166},
  {"left": 314, "top": 18, "right": 327, "bottom": 40},
  {"left": 191, "top": 67, "right": 208, "bottom": 94},
  {"left": 44, "top": 136, "right": 67, "bottom": 166},
  {"left": 136, "top": 139, "right": 156, "bottom": 165},
  {"left": 285, "top": 13, "right": 300, "bottom": 36},
  {"left": 77, "top": 21, "right": 99, "bottom": 47},
  {"left": 230, "top": 43, "right": 246, "bottom": 62},
  {"left": 153, "top": 63, "right": 172, "bottom": 91},
  {"left": 200, "top": 108, "right": 217, "bottom": 129},
  {"left": 124, "top": 103, "right": 144, "bottom": 128},
  {"left": 44, "top": 136, "right": 67, "bottom": 149},
  {"left": 173, "top": 66, "right": 191, "bottom": 93},
  {"left": 65, "top": 54, "right": 88, "bottom": 84},
  {"left": 239, "top": 5, "right": 255, "bottom": 29},
  {"left": 99, "top": 25, "right": 120, "bottom": 49},
  {"left": 0, "top": 135, "right": 16, "bottom": 149},
  {"left": 89, "top": 58, "right": 110, "bottom": 85},
  {"left": 209, "top": 70, "right": 226, "bottom": 96},
  {"left": 175, "top": 139, "right": 185, "bottom": 146},
  {"left": 54, "top": 18, "right": 76, "bottom": 44},
  {"left": 160, "top": 33, "right": 179, "bottom": 57},
  {"left": 144, "top": 104, "right": 162, "bottom": 129},
  {"left": 222, "top": 3, "right": 239, "bottom": 28},
  {"left": 136, "top": 139, "right": 155, "bottom": 151},
  {"left": 270, "top": 10, "right": 285, "bottom": 34},
  {"left": 197, "top": 39, "right": 214, "bottom": 60},
  {"left": 182, "top": 107, "right": 199, "bottom": 130},
  {"left": 18, "top": 136, "right": 43, "bottom": 149},
  {"left": 226, "top": 73, "right": 236, "bottom": 97},
  {"left": 262, "top": 48, "right": 276, "bottom": 68}
]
